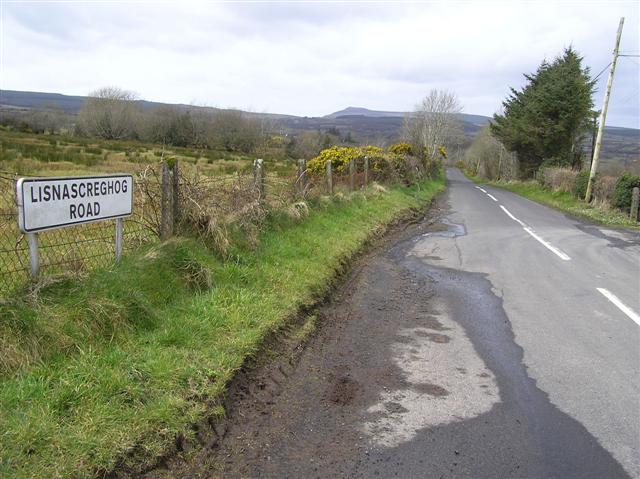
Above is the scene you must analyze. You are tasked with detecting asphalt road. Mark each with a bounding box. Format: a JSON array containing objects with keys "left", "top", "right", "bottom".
[
  {"left": 150, "top": 168, "right": 639, "bottom": 479},
  {"left": 403, "top": 169, "right": 640, "bottom": 478}
]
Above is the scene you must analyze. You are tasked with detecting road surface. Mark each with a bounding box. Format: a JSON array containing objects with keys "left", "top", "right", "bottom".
[{"left": 149, "top": 168, "right": 640, "bottom": 478}]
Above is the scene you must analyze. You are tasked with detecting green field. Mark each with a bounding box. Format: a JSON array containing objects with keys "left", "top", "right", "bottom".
[{"left": 0, "top": 128, "right": 298, "bottom": 178}]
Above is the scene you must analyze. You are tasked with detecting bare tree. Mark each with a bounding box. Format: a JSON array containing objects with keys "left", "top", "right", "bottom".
[
  {"left": 403, "top": 89, "right": 463, "bottom": 160},
  {"left": 464, "top": 125, "right": 518, "bottom": 180},
  {"left": 78, "top": 87, "right": 139, "bottom": 140},
  {"left": 208, "top": 109, "right": 262, "bottom": 153}
]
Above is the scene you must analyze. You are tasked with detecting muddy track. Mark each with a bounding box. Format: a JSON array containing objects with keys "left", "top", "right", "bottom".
[{"left": 109, "top": 196, "right": 444, "bottom": 479}]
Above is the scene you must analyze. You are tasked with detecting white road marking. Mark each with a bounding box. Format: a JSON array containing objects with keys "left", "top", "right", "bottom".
[
  {"left": 597, "top": 288, "right": 640, "bottom": 326},
  {"left": 499, "top": 205, "right": 526, "bottom": 227},
  {"left": 498, "top": 205, "right": 571, "bottom": 261},
  {"left": 523, "top": 227, "right": 571, "bottom": 261},
  {"left": 487, "top": 193, "right": 498, "bottom": 202},
  {"left": 476, "top": 186, "right": 487, "bottom": 193}
]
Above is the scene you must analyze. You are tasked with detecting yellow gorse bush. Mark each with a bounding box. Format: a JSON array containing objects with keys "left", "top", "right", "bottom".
[
  {"left": 307, "top": 145, "right": 392, "bottom": 175},
  {"left": 389, "top": 142, "right": 413, "bottom": 156}
]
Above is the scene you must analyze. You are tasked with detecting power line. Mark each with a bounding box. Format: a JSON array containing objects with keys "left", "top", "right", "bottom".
[{"left": 593, "top": 62, "right": 612, "bottom": 82}]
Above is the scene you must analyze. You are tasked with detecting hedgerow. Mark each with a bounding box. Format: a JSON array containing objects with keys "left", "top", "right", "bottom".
[{"left": 612, "top": 172, "right": 640, "bottom": 213}]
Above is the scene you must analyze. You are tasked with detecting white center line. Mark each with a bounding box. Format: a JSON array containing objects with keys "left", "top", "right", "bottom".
[
  {"left": 476, "top": 186, "right": 487, "bottom": 193},
  {"left": 522, "top": 227, "right": 571, "bottom": 261},
  {"left": 497, "top": 205, "right": 571, "bottom": 261},
  {"left": 487, "top": 193, "right": 498, "bottom": 202},
  {"left": 597, "top": 288, "right": 640, "bottom": 326},
  {"left": 499, "top": 205, "right": 526, "bottom": 227}
]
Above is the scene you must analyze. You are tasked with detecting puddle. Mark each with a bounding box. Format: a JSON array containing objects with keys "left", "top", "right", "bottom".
[{"left": 421, "top": 218, "right": 466, "bottom": 238}]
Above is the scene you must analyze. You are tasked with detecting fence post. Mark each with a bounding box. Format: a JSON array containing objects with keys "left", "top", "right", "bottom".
[
  {"left": 171, "top": 160, "right": 180, "bottom": 232},
  {"left": 364, "top": 156, "right": 369, "bottom": 187},
  {"left": 115, "top": 218, "right": 123, "bottom": 262},
  {"left": 160, "top": 160, "right": 173, "bottom": 240},
  {"left": 27, "top": 232, "right": 39, "bottom": 279},
  {"left": 254, "top": 158, "right": 265, "bottom": 200},
  {"left": 631, "top": 187, "right": 640, "bottom": 222},
  {"left": 326, "top": 160, "right": 333, "bottom": 195},
  {"left": 349, "top": 158, "right": 356, "bottom": 191},
  {"left": 297, "top": 159, "right": 307, "bottom": 197}
]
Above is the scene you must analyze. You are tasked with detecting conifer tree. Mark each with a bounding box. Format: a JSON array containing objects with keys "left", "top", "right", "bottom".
[{"left": 491, "top": 48, "right": 595, "bottom": 177}]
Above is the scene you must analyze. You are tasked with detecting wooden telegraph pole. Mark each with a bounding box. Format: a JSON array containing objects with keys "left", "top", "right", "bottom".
[{"left": 585, "top": 17, "right": 624, "bottom": 202}]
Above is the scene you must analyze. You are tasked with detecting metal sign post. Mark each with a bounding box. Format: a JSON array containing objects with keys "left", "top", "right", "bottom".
[
  {"left": 26, "top": 233, "right": 39, "bottom": 279},
  {"left": 115, "top": 218, "right": 124, "bottom": 263}
]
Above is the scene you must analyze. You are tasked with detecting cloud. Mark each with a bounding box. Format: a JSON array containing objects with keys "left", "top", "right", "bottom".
[{"left": 1, "top": 1, "right": 638, "bottom": 127}]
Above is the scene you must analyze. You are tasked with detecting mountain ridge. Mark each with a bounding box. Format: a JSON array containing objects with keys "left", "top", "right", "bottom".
[{"left": 2, "top": 90, "right": 638, "bottom": 134}]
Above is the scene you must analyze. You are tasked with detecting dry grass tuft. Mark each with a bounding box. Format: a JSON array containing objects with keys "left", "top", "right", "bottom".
[
  {"left": 286, "top": 201, "right": 309, "bottom": 221},
  {"left": 593, "top": 175, "right": 617, "bottom": 209},
  {"left": 370, "top": 182, "right": 389, "bottom": 195},
  {"left": 333, "top": 192, "right": 347, "bottom": 202},
  {"left": 540, "top": 167, "right": 578, "bottom": 193},
  {"left": 318, "top": 195, "right": 333, "bottom": 208}
]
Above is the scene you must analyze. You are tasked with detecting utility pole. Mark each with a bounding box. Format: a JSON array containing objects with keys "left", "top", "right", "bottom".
[{"left": 585, "top": 17, "right": 624, "bottom": 202}]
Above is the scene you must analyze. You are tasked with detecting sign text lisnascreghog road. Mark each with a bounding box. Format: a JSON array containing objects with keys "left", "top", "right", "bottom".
[{"left": 16, "top": 175, "right": 134, "bottom": 233}]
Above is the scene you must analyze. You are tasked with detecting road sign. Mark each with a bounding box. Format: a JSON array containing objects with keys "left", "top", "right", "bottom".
[{"left": 16, "top": 174, "right": 133, "bottom": 233}]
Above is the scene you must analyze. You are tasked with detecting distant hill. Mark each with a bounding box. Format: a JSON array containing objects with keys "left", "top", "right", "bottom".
[
  {"left": 0, "top": 89, "right": 296, "bottom": 120},
  {"left": 324, "top": 107, "right": 491, "bottom": 135},
  {"left": 325, "top": 107, "right": 405, "bottom": 119},
  {"left": 1, "top": 90, "right": 637, "bottom": 171},
  {"left": 326, "top": 106, "right": 491, "bottom": 127}
]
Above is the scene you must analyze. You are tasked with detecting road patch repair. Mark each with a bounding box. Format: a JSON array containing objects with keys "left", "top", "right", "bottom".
[{"left": 142, "top": 193, "right": 628, "bottom": 479}]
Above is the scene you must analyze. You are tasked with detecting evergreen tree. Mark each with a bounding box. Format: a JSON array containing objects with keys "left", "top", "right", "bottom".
[{"left": 491, "top": 48, "right": 595, "bottom": 177}]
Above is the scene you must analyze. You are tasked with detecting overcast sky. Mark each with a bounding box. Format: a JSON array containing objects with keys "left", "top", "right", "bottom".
[{"left": 1, "top": 1, "right": 639, "bottom": 128}]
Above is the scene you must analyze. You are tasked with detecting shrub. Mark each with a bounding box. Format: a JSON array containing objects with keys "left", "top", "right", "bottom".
[
  {"left": 307, "top": 146, "right": 368, "bottom": 174},
  {"left": 307, "top": 144, "right": 430, "bottom": 185},
  {"left": 572, "top": 170, "right": 590, "bottom": 199},
  {"left": 540, "top": 167, "right": 578, "bottom": 193},
  {"left": 592, "top": 175, "right": 617, "bottom": 208},
  {"left": 611, "top": 172, "right": 640, "bottom": 213},
  {"left": 389, "top": 142, "right": 413, "bottom": 156}
]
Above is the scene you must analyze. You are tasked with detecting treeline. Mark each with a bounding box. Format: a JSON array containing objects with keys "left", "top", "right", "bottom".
[
  {"left": 0, "top": 90, "right": 265, "bottom": 153},
  {"left": 75, "top": 87, "right": 266, "bottom": 153},
  {"left": 0, "top": 87, "right": 360, "bottom": 158}
]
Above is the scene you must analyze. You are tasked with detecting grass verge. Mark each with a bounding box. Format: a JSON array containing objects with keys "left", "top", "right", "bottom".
[
  {"left": 460, "top": 169, "right": 638, "bottom": 230},
  {"left": 487, "top": 181, "right": 638, "bottom": 229},
  {"left": 0, "top": 175, "right": 444, "bottom": 478}
]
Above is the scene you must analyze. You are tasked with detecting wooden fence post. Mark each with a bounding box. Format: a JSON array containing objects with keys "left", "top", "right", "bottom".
[
  {"left": 297, "top": 159, "right": 307, "bottom": 197},
  {"left": 254, "top": 159, "right": 265, "bottom": 200},
  {"left": 171, "top": 160, "right": 180, "bottom": 232},
  {"left": 326, "top": 160, "right": 333, "bottom": 195},
  {"left": 160, "top": 160, "right": 173, "bottom": 240},
  {"left": 364, "top": 156, "right": 369, "bottom": 187},
  {"left": 631, "top": 187, "right": 640, "bottom": 222},
  {"left": 349, "top": 158, "right": 356, "bottom": 191}
]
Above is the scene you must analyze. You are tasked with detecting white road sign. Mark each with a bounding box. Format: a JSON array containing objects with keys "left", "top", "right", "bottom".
[{"left": 16, "top": 174, "right": 134, "bottom": 233}]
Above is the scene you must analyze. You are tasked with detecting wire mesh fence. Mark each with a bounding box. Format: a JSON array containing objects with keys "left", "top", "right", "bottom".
[{"left": 0, "top": 172, "right": 155, "bottom": 297}]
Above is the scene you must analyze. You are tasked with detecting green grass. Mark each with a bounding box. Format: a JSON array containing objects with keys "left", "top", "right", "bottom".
[
  {"left": 483, "top": 179, "right": 639, "bottom": 229},
  {"left": 0, "top": 174, "right": 444, "bottom": 478}
]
